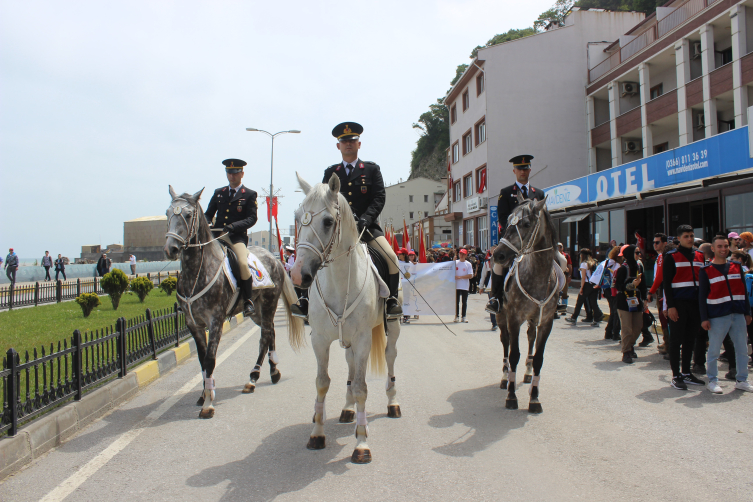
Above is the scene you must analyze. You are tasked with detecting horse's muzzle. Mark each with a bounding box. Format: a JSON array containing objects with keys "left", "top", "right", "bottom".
[{"left": 164, "top": 243, "right": 180, "bottom": 261}]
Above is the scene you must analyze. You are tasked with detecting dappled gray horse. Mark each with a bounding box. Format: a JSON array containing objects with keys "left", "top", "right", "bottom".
[
  {"left": 164, "top": 187, "right": 305, "bottom": 419},
  {"left": 493, "top": 193, "right": 563, "bottom": 413}
]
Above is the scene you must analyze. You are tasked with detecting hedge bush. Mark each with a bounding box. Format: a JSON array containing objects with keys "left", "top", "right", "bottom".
[
  {"left": 130, "top": 277, "right": 154, "bottom": 302},
  {"left": 100, "top": 269, "right": 130, "bottom": 310},
  {"left": 75, "top": 293, "right": 101, "bottom": 317},
  {"left": 159, "top": 276, "right": 178, "bottom": 296}
]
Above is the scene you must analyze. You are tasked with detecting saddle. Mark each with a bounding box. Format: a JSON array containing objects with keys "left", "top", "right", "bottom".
[{"left": 219, "top": 240, "right": 241, "bottom": 282}]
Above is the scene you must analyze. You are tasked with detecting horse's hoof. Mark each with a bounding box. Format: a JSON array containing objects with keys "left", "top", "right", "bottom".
[
  {"left": 351, "top": 448, "right": 372, "bottom": 464},
  {"left": 271, "top": 370, "right": 281, "bottom": 384},
  {"left": 387, "top": 405, "right": 402, "bottom": 418},
  {"left": 505, "top": 399, "right": 518, "bottom": 410},
  {"left": 196, "top": 396, "right": 205, "bottom": 406},
  {"left": 528, "top": 402, "right": 543, "bottom": 414},
  {"left": 339, "top": 410, "right": 356, "bottom": 423},
  {"left": 307, "top": 436, "right": 326, "bottom": 450},
  {"left": 242, "top": 383, "right": 255, "bottom": 394},
  {"left": 198, "top": 408, "right": 215, "bottom": 419},
  {"left": 523, "top": 374, "right": 532, "bottom": 384},
  {"left": 500, "top": 379, "right": 508, "bottom": 389}
]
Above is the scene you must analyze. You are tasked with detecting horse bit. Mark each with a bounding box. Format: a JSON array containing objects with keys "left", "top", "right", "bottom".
[{"left": 296, "top": 201, "right": 369, "bottom": 349}]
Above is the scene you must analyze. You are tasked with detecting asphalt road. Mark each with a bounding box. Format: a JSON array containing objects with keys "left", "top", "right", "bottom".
[{"left": 2, "top": 294, "right": 752, "bottom": 502}]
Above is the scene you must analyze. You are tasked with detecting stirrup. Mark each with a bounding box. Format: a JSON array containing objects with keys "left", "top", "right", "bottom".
[
  {"left": 485, "top": 297, "right": 500, "bottom": 314},
  {"left": 385, "top": 297, "right": 402, "bottom": 320},
  {"left": 290, "top": 302, "right": 308, "bottom": 320},
  {"left": 243, "top": 300, "right": 256, "bottom": 317}
]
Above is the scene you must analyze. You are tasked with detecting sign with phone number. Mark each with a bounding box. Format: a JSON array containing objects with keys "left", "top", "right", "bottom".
[{"left": 544, "top": 127, "right": 752, "bottom": 210}]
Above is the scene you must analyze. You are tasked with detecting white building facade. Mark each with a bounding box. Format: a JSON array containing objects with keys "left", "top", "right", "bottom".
[{"left": 379, "top": 177, "right": 449, "bottom": 247}]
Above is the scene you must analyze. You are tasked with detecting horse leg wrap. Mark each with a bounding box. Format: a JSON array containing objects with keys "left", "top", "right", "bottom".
[
  {"left": 204, "top": 376, "right": 215, "bottom": 391},
  {"left": 269, "top": 351, "right": 279, "bottom": 365},
  {"left": 314, "top": 399, "right": 326, "bottom": 422},
  {"left": 508, "top": 372, "right": 516, "bottom": 387},
  {"left": 356, "top": 411, "right": 369, "bottom": 437},
  {"left": 530, "top": 376, "right": 540, "bottom": 395}
]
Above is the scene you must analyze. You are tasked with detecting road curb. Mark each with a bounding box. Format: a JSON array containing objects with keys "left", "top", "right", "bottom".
[{"left": 0, "top": 315, "right": 247, "bottom": 481}]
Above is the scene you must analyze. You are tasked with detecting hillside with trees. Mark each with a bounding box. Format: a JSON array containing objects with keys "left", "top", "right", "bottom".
[{"left": 408, "top": 0, "right": 665, "bottom": 182}]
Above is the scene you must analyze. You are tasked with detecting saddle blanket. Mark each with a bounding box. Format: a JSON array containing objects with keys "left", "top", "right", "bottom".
[
  {"left": 223, "top": 251, "right": 275, "bottom": 290},
  {"left": 364, "top": 244, "right": 390, "bottom": 298}
]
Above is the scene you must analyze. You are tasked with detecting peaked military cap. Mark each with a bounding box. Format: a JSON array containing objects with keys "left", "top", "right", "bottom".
[
  {"left": 222, "top": 158, "right": 247, "bottom": 173},
  {"left": 332, "top": 122, "right": 363, "bottom": 140},
  {"left": 509, "top": 154, "right": 533, "bottom": 169}
]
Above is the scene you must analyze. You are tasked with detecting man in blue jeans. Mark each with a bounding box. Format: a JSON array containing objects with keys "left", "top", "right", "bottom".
[{"left": 698, "top": 235, "right": 753, "bottom": 394}]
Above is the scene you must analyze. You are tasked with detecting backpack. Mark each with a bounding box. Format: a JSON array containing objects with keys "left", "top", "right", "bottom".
[
  {"left": 745, "top": 271, "right": 753, "bottom": 308},
  {"left": 598, "top": 260, "right": 613, "bottom": 289}
]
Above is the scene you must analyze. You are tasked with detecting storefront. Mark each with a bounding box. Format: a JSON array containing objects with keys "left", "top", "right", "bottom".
[{"left": 545, "top": 126, "right": 753, "bottom": 265}]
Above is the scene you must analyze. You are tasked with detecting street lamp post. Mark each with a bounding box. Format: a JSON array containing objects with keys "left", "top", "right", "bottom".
[{"left": 246, "top": 128, "right": 301, "bottom": 252}]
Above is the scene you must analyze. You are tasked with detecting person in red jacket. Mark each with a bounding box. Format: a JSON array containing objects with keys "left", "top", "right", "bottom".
[
  {"left": 647, "top": 233, "right": 670, "bottom": 354},
  {"left": 663, "top": 225, "right": 706, "bottom": 390},
  {"left": 698, "top": 235, "right": 753, "bottom": 394}
]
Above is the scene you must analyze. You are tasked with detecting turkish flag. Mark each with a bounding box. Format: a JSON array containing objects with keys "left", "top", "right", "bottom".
[
  {"left": 274, "top": 217, "right": 284, "bottom": 261},
  {"left": 403, "top": 219, "right": 410, "bottom": 251},
  {"left": 478, "top": 167, "right": 486, "bottom": 193},
  {"left": 265, "top": 196, "right": 279, "bottom": 222}
]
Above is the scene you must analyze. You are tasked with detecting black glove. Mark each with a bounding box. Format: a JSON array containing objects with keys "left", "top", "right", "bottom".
[
  {"left": 224, "top": 224, "right": 235, "bottom": 234},
  {"left": 357, "top": 217, "right": 371, "bottom": 233}
]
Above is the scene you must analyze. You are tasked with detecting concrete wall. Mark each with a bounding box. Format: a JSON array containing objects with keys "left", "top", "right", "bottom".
[
  {"left": 482, "top": 9, "right": 644, "bottom": 199},
  {"left": 124, "top": 218, "right": 167, "bottom": 248},
  {"left": 1, "top": 261, "right": 181, "bottom": 284}
]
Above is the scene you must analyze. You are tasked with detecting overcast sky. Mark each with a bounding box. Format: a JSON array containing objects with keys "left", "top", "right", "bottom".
[{"left": 0, "top": 0, "right": 553, "bottom": 260}]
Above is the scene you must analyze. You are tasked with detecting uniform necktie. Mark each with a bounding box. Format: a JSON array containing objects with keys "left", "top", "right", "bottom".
[
  {"left": 229, "top": 188, "right": 236, "bottom": 199},
  {"left": 521, "top": 185, "right": 528, "bottom": 198}
]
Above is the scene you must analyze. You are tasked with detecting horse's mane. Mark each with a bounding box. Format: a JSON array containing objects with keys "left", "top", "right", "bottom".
[{"left": 305, "top": 183, "right": 358, "bottom": 236}]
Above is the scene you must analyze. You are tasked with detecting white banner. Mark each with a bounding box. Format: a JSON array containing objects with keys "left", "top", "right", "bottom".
[{"left": 399, "top": 262, "right": 456, "bottom": 316}]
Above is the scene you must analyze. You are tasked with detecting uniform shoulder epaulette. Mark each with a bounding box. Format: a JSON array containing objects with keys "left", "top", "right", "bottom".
[
  {"left": 215, "top": 187, "right": 225, "bottom": 193},
  {"left": 362, "top": 160, "right": 377, "bottom": 165},
  {"left": 326, "top": 163, "right": 340, "bottom": 170}
]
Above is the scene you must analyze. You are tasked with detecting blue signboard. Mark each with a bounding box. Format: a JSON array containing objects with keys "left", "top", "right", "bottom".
[
  {"left": 544, "top": 127, "right": 752, "bottom": 209},
  {"left": 490, "top": 205, "right": 498, "bottom": 245}
]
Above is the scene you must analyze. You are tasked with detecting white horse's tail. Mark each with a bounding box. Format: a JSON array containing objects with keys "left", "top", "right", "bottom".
[
  {"left": 368, "top": 321, "right": 387, "bottom": 376},
  {"left": 282, "top": 273, "right": 306, "bottom": 351}
]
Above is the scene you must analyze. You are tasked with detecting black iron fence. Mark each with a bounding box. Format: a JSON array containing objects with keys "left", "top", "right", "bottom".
[
  {"left": 0, "top": 302, "right": 191, "bottom": 436},
  {"left": 0, "top": 271, "right": 179, "bottom": 311}
]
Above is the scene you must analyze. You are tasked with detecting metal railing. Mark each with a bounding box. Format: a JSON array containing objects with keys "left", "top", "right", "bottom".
[
  {"left": 0, "top": 271, "right": 179, "bottom": 311},
  {"left": 1, "top": 303, "right": 191, "bottom": 436},
  {"left": 588, "top": 0, "right": 718, "bottom": 83}
]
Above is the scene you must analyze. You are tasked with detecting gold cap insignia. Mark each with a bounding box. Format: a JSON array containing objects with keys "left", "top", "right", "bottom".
[{"left": 343, "top": 125, "right": 352, "bottom": 134}]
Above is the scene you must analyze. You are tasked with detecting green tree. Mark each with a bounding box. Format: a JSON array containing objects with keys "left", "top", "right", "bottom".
[
  {"left": 75, "top": 293, "right": 101, "bottom": 318},
  {"left": 100, "top": 269, "right": 130, "bottom": 310},
  {"left": 575, "top": 0, "right": 664, "bottom": 14},
  {"left": 130, "top": 277, "right": 154, "bottom": 303},
  {"left": 535, "top": 0, "right": 574, "bottom": 31},
  {"left": 159, "top": 276, "right": 178, "bottom": 296}
]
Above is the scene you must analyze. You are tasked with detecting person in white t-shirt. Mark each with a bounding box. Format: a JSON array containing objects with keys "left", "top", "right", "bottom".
[
  {"left": 565, "top": 248, "right": 603, "bottom": 326},
  {"left": 454, "top": 249, "right": 474, "bottom": 323},
  {"left": 129, "top": 254, "right": 137, "bottom": 275}
]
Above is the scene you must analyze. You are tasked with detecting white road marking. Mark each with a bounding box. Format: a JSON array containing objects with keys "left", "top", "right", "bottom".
[{"left": 39, "top": 326, "right": 259, "bottom": 502}]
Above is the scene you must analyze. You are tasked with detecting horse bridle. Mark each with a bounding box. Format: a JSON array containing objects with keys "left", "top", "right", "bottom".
[{"left": 499, "top": 202, "right": 559, "bottom": 327}]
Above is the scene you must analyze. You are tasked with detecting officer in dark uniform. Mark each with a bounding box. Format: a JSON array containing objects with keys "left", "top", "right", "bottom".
[
  {"left": 204, "top": 159, "right": 259, "bottom": 317},
  {"left": 290, "top": 122, "right": 402, "bottom": 320},
  {"left": 485, "top": 154, "right": 546, "bottom": 314}
]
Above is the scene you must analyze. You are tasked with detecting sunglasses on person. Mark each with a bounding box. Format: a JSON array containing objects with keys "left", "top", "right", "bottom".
[{"left": 652, "top": 240, "right": 662, "bottom": 245}]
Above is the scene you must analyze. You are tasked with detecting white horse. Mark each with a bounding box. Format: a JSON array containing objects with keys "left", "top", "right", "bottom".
[{"left": 290, "top": 173, "right": 402, "bottom": 464}]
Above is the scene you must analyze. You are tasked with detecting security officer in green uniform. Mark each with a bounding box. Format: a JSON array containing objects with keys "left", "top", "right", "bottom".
[
  {"left": 290, "top": 122, "right": 403, "bottom": 320},
  {"left": 485, "top": 154, "right": 546, "bottom": 314},
  {"left": 204, "top": 159, "right": 258, "bottom": 317}
]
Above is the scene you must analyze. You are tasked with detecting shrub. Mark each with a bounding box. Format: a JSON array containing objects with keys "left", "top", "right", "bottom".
[
  {"left": 130, "top": 277, "right": 154, "bottom": 302},
  {"left": 75, "top": 293, "right": 101, "bottom": 317},
  {"left": 100, "top": 269, "right": 130, "bottom": 310},
  {"left": 159, "top": 276, "right": 178, "bottom": 296}
]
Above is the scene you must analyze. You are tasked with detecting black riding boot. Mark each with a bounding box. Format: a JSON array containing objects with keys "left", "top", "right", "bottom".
[
  {"left": 241, "top": 278, "right": 256, "bottom": 317},
  {"left": 290, "top": 292, "right": 309, "bottom": 319},
  {"left": 386, "top": 273, "right": 402, "bottom": 319},
  {"left": 485, "top": 271, "right": 504, "bottom": 314}
]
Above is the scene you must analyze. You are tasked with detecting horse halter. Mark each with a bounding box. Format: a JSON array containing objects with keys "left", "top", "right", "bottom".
[
  {"left": 499, "top": 204, "right": 552, "bottom": 258},
  {"left": 295, "top": 201, "right": 343, "bottom": 269}
]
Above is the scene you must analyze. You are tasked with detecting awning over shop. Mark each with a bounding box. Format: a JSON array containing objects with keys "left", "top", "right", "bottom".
[{"left": 560, "top": 213, "right": 590, "bottom": 223}]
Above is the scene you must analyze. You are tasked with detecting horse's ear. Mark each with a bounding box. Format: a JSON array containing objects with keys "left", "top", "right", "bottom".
[
  {"left": 296, "top": 172, "right": 312, "bottom": 195},
  {"left": 328, "top": 173, "right": 340, "bottom": 195},
  {"left": 516, "top": 191, "right": 525, "bottom": 204},
  {"left": 534, "top": 197, "right": 547, "bottom": 213},
  {"left": 169, "top": 185, "right": 178, "bottom": 200},
  {"left": 191, "top": 188, "right": 204, "bottom": 202}
]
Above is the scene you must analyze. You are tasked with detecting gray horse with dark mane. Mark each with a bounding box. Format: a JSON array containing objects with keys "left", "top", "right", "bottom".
[
  {"left": 164, "top": 187, "right": 305, "bottom": 419},
  {"left": 493, "top": 192, "right": 564, "bottom": 413}
]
